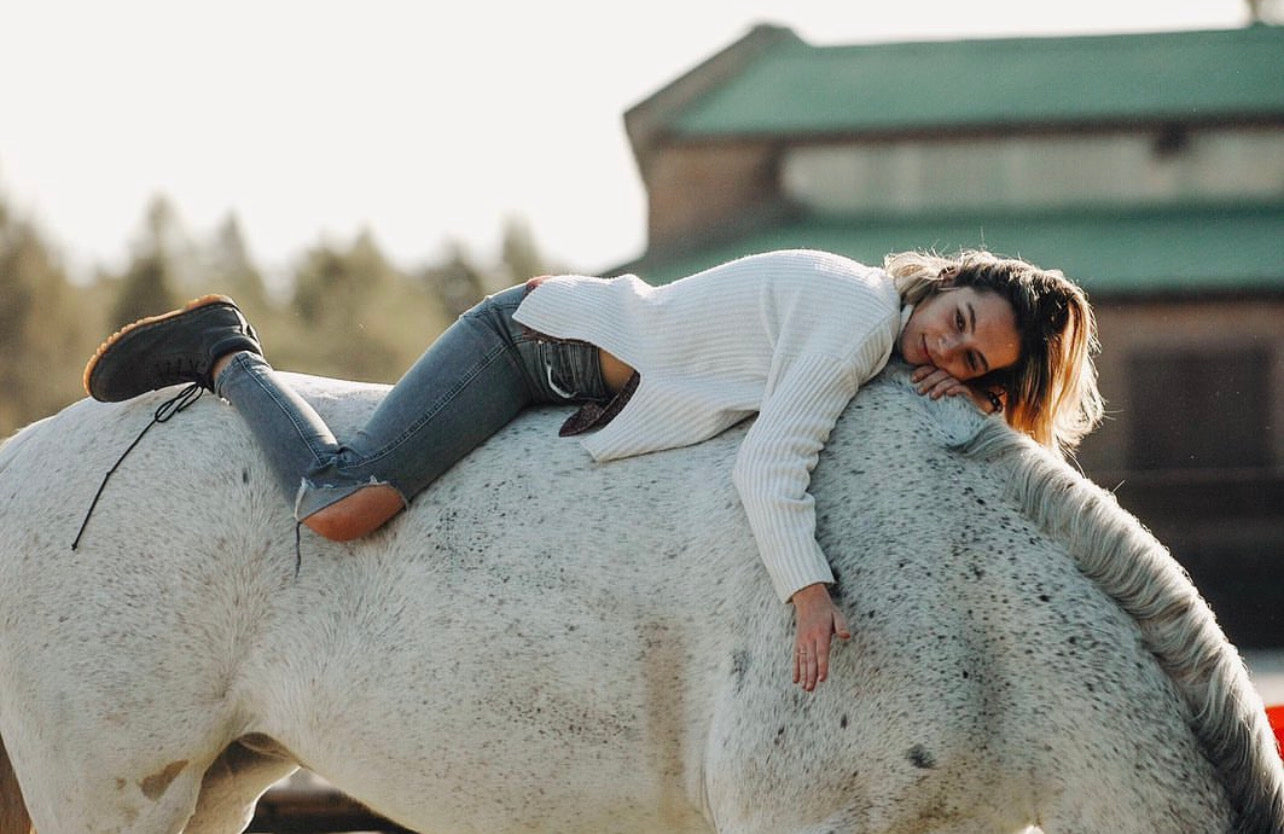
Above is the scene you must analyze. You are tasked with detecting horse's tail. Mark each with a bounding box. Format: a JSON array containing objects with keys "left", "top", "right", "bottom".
[
  {"left": 0, "top": 736, "right": 32, "bottom": 834},
  {"left": 0, "top": 421, "right": 54, "bottom": 834},
  {"left": 962, "top": 422, "right": 1284, "bottom": 833}
]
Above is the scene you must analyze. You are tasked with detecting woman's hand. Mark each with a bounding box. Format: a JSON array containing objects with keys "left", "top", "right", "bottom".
[
  {"left": 790, "top": 583, "right": 851, "bottom": 691},
  {"left": 911, "top": 365, "right": 1002, "bottom": 414}
]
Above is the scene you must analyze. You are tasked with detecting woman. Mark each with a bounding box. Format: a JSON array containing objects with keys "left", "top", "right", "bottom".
[{"left": 84, "top": 248, "right": 1103, "bottom": 691}]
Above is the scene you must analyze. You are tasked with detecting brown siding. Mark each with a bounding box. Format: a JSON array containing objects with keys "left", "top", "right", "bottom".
[
  {"left": 1079, "top": 299, "right": 1284, "bottom": 474},
  {"left": 644, "top": 143, "right": 780, "bottom": 251},
  {"left": 1076, "top": 298, "right": 1284, "bottom": 647}
]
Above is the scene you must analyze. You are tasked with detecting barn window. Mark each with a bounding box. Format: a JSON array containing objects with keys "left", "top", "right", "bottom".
[{"left": 1127, "top": 347, "right": 1272, "bottom": 470}]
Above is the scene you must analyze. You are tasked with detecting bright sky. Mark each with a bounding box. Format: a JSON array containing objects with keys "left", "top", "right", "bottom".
[{"left": 0, "top": 0, "right": 1266, "bottom": 280}]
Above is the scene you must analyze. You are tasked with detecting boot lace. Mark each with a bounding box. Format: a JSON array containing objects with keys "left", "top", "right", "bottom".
[
  {"left": 151, "top": 355, "right": 205, "bottom": 389},
  {"left": 72, "top": 384, "right": 204, "bottom": 550}
]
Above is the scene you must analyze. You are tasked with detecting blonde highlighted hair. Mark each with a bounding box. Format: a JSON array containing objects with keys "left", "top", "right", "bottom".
[{"left": 885, "top": 249, "right": 1104, "bottom": 456}]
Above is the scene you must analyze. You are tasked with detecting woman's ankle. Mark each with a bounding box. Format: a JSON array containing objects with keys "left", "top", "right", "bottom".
[
  {"left": 212, "top": 350, "right": 249, "bottom": 391},
  {"left": 302, "top": 485, "right": 405, "bottom": 541}
]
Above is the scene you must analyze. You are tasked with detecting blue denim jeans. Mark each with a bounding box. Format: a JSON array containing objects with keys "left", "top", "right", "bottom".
[{"left": 215, "top": 284, "right": 610, "bottom": 519}]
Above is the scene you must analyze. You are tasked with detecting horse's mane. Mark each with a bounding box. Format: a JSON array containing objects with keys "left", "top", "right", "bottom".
[{"left": 955, "top": 416, "right": 1284, "bottom": 832}]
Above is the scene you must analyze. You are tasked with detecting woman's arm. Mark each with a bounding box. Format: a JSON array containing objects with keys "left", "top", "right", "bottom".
[
  {"left": 911, "top": 365, "right": 1004, "bottom": 414},
  {"left": 790, "top": 582, "right": 851, "bottom": 691},
  {"left": 731, "top": 353, "right": 861, "bottom": 691}
]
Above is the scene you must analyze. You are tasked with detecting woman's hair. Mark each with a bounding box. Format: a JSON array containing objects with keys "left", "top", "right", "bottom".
[{"left": 885, "top": 249, "right": 1104, "bottom": 456}]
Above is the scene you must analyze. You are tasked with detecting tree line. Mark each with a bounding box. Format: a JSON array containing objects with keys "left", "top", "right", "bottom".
[{"left": 0, "top": 192, "right": 563, "bottom": 437}]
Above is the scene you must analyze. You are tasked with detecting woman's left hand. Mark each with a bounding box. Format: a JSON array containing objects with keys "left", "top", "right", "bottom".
[
  {"left": 911, "top": 365, "right": 1001, "bottom": 414},
  {"left": 791, "top": 583, "right": 851, "bottom": 692}
]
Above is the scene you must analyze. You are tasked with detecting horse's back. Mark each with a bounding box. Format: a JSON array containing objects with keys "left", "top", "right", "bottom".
[{"left": 0, "top": 371, "right": 1275, "bottom": 832}]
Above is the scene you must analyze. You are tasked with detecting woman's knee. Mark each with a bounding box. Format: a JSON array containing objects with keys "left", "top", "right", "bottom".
[{"left": 302, "top": 484, "right": 405, "bottom": 541}]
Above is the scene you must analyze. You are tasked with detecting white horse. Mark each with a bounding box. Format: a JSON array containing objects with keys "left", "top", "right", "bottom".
[{"left": 0, "top": 366, "right": 1279, "bottom": 834}]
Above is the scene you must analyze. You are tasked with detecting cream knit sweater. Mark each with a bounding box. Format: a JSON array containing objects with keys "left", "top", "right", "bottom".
[{"left": 513, "top": 249, "right": 903, "bottom": 602}]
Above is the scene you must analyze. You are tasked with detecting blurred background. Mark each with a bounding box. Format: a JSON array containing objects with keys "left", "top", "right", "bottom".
[{"left": 2, "top": 1, "right": 1282, "bottom": 827}]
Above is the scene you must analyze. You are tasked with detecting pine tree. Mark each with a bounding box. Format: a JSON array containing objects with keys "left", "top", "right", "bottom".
[
  {"left": 421, "top": 240, "right": 488, "bottom": 319},
  {"left": 284, "top": 230, "right": 412, "bottom": 381},
  {"left": 208, "top": 213, "right": 269, "bottom": 313},
  {"left": 500, "top": 216, "right": 547, "bottom": 285},
  {"left": 108, "top": 196, "right": 186, "bottom": 329},
  {"left": 0, "top": 195, "right": 99, "bottom": 434}
]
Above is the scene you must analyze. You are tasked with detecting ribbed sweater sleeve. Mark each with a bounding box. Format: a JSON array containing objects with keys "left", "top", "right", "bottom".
[
  {"left": 732, "top": 353, "right": 855, "bottom": 601},
  {"left": 731, "top": 320, "right": 897, "bottom": 603}
]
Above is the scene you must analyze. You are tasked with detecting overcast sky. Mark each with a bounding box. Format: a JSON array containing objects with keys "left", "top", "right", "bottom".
[{"left": 0, "top": 0, "right": 1270, "bottom": 280}]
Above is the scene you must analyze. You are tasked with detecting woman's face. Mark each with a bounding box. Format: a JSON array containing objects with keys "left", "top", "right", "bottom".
[{"left": 900, "top": 287, "right": 1021, "bottom": 382}]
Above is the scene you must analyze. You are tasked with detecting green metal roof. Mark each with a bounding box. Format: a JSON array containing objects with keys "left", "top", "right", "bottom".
[
  {"left": 672, "top": 26, "right": 1284, "bottom": 137},
  {"left": 614, "top": 201, "right": 1284, "bottom": 297}
]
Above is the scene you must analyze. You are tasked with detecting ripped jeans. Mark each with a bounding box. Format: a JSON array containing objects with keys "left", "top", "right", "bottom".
[{"left": 214, "top": 284, "right": 611, "bottom": 520}]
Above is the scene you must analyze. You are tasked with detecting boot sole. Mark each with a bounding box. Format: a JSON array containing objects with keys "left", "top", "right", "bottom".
[{"left": 83, "top": 294, "right": 239, "bottom": 397}]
